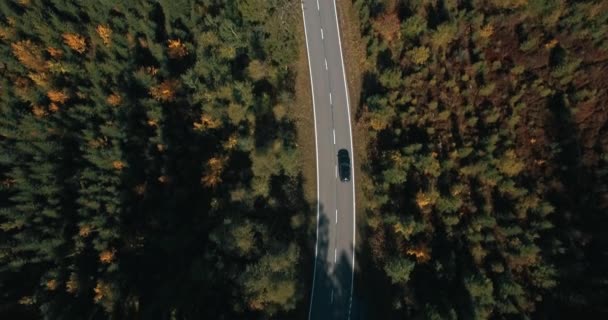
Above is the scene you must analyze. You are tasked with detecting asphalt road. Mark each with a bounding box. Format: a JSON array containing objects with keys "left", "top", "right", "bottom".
[{"left": 301, "top": 0, "right": 357, "bottom": 319}]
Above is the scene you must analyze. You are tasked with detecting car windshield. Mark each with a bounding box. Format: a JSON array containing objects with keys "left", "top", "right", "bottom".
[{"left": 338, "top": 149, "right": 349, "bottom": 160}]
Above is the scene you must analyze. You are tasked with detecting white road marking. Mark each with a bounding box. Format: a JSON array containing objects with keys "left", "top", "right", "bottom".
[
  {"left": 316, "top": 0, "right": 320, "bottom": 11},
  {"left": 329, "top": 92, "right": 332, "bottom": 105},
  {"left": 324, "top": 58, "right": 328, "bottom": 70},
  {"left": 301, "top": 4, "right": 322, "bottom": 319},
  {"left": 320, "top": 28, "right": 324, "bottom": 39},
  {"left": 336, "top": 209, "right": 338, "bottom": 224},
  {"left": 334, "top": 248, "right": 337, "bottom": 262},
  {"left": 331, "top": 0, "right": 357, "bottom": 319},
  {"left": 333, "top": 129, "right": 336, "bottom": 144}
]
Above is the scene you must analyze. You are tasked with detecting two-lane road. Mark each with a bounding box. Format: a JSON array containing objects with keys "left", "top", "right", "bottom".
[{"left": 301, "top": 0, "right": 356, "bottom": 319}]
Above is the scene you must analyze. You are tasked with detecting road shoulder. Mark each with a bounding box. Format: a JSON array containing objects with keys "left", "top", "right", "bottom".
[{"left": 292, "top": 5, "right": 319, "bottom": 318}]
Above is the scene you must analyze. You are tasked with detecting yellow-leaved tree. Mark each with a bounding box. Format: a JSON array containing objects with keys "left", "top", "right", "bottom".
[{"left": 95, "top": 25, "right": 112, "bottom": 46}]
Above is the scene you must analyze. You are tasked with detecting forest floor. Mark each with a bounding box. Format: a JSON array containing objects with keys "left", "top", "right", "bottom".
[{"left": 335, "top": 0, "right": 392, "bottom": 317}]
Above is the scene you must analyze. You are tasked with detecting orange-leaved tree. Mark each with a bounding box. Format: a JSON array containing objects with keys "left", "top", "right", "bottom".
[
  {"left": 149, "top": 80, "right": 178, "bottom": 102},
  {"left": 167, "top": 39, "right": 188, "bottom": 59},
  {"left": 62, "top": 33, "right": 87, "bottom": 53},
  {"left": 11, "top": 40, "right": 47, "bottom": 71}
]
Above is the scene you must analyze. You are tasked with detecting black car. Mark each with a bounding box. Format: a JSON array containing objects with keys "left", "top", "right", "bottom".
[{"left": 337, "top": 149, "right": 351, "bottom": 182}]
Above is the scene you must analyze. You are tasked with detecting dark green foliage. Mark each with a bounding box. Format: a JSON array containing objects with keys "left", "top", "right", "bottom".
[{"left": 0, "top": 0, "right": 307, "bottom": 318}]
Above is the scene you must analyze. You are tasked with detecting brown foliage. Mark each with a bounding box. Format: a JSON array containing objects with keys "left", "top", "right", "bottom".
[
  {"left": 14, "top": 77, "right": 33, "bottom": 102},
  {"left": 112, "top": 160, "right": 125, "bottom": 170},
  {"left": 372, "top": 12, "right": 400, "bottom": 43},
  {"left": 150, "top": 80, "right": 178, "bottom": 102},
  {"left": 223, "top": 134, "right": 238, "bottom": 150},
  {"left": 78, "top": 225, "right": 92, "bottom": 237},
  {"left": 47, "top": 90, "right": 69, "bottom": 104},
  {"left": 96, "top": 25, "right": 112, "bottom": 46},
  {"left": 167, "top": 39, "right": 188, "bottom": 59},
  {"left": 88, "top": 137, "right": 108, "bottom": 149},
  {"left": 11, "top": 40, "right": 47, "bottom": 71},
  {"left": 32, "top": 105, "right": 47, "bottom": 118},
  {"left": 106, "top": 93, "right": 122, "bottom": 106},
  {"left": 479, "top": 24, "right": 494, "bottom": 39},
  {"left": 201, "top": 157, "right": 226, "bottom": 187},
  {"left": 506, "top": 252, "right": 538, "bottom": 273},
  {"left": 406, "top": 246, "right": 431, "bottom": 263},
  {"left": 46, "top": 279, "right": 59, "bottom": 291},
  {"left": 66, "top": 273, "right": 78, "bottom": 294},
  {"left": 47, "top": 47, "right": 63, "bottom": 59},
  {"left": 62, "top": 33, "right": 87, "bottom": 54},
  {"left": 0, "top": 26, "right": 15, "bottom": 40},
  {"left": 99, "top": 249, "right": 116, "bottom": 264},
  {"left": 544, "top": 38, "right": 558, "bottom": 49},
  {"left": 370, "top": 226, "right": 387, "bottom": 263},
  {"left": 93, "top": 280, "right": 112, "bottom": 303},
  {"left": 415, "top": 192, "right": 433, "bottom": 209},
  {"left": 193, "top": 114, "right": 221, "bottom": 131}
]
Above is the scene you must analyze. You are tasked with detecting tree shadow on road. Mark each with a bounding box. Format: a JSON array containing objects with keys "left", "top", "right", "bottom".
[{"left": 309, "top": 204, "right": 357, "bottom": 320}]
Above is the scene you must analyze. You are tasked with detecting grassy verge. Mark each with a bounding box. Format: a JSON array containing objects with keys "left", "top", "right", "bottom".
[{"left": 291, "top": 7, "right": 318, "bottom": 318}]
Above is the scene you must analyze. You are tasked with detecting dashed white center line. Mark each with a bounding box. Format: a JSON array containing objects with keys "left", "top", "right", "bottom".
[
  {"left": 316, "top": 0, "right": 320, "bottom": 11},
  {"left": 329, "top": 92, "right": 332, "bottom": 105},
  {"left": 334, "top": 248, "right": 337, "bottom": 262},
  {"left": 324, "top": 58, "right": 328, "bottom": 70},
  {"left": 320, "top": 28, "right": 324, "bottom": 39},
  {"left": 333, "top": 129, "right": 336, "bottom": 144},
  {"left": 335, "top": 209, "right": 338, "bottom": 224}
]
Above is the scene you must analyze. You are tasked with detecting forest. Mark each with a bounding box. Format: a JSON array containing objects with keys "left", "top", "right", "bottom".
[
  {"left": 0, "top": 0, "right": 312, "bottom": 319},
  {"left": 353, "top": 0, "right": 608, "bottom": 318}
]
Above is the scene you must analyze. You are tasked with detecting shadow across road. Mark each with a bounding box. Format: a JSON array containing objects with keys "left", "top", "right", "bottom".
[{"left": 309, "top": 205, "right": 354, "bottom": 320}]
